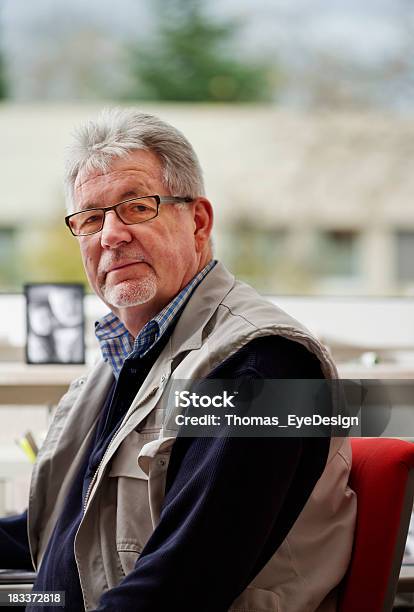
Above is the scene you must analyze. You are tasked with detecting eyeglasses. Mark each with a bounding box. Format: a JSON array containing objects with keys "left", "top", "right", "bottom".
[{"left": 65, "top": 195, "right": 193, "bottom": 237}]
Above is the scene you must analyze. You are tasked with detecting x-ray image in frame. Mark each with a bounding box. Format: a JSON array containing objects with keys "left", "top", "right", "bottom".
[{"left": 25, "top": 283, "right": 85, "bottom": 364}]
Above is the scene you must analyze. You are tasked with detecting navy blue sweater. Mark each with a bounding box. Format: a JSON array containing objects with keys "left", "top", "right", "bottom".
[{"left": 0, "top": 336, "right": 328, "bottom": 612}]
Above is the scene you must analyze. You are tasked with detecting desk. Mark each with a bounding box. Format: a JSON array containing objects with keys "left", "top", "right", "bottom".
[
  {"left": 1, "top": 362, "right": 414, "bottom": 405},
  {"left": 338, "top": 364, "right": 414, "bottom": 379},
  {"left": 0, "top": 364, "right": 88, "bottom": 513},
  {"left": 0, "top": 363, "right": 88, "bottom": 405}
]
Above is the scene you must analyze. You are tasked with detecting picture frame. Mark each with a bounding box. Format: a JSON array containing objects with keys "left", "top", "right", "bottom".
[{"left": 24, "top": 283, "right": 85, "bottom": 365}]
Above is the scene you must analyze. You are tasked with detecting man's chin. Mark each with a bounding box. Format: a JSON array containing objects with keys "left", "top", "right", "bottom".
[{"left": 102, "top": 277, "right": 157, "bottom": 309}]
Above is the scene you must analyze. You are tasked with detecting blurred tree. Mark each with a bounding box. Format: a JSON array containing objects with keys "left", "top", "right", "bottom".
[
  {"left": 125, "top": 0, "right": 277, "bottom": 102},
  {"left": 0, "top": 18, "right": 8, "bottom": 98},
  {"left": 20, "top": 218, "right": 87, "bottom": 287},
  {"left": 0, "top": 228, "right": 17, "bottom": 288},
  {"left": 0, "top": 53, "right": 7, "bottom": 99}
]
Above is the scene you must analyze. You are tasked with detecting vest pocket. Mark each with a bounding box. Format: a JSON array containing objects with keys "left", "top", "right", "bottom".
[
  {"left": 108, "top": 430, "right": 158, "bottom": 577},
  {"left": 116, "top": 542, "right": 142, "bottom": 577}
]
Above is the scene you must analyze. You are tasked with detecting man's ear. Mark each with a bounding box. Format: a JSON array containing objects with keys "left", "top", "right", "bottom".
[{"left": 192, "top": 198, "right": 214, "bottom": 253}]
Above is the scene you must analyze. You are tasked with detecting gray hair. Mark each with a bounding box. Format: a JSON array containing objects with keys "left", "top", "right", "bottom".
[{"left": 64, "top": 107, "right": 205, "bottom": 211}]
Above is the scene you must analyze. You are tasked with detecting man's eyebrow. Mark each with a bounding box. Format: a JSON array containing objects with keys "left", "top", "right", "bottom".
[
  {"left": 78, "top": 190, "right": 143, "bottom": 211},
  {"left": 119, "top": 190, "right": 141, "bottom": 201},
  {"left": 78, "top": 203, "right": 103, "bottom": 211}
]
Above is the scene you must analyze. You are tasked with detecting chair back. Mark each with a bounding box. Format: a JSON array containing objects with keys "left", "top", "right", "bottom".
[{"left": 339, "top": 438, "right": 414, "bottom": 612}]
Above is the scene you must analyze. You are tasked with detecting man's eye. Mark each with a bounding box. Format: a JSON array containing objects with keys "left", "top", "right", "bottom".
[
  {"left": 84, "top": 214, "right": 101, "bottom": 224},
  {"left": 133, "top": 205, "right": 150, "bottom": 212}
]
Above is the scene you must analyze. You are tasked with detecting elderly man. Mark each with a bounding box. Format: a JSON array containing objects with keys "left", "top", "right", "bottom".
[{"left": 0, "top": 109, "right": 355, "bottom": 612}]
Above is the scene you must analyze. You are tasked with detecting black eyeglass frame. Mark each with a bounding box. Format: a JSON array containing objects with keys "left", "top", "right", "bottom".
[{"left": 65, "top": 194, "right": 194, "bottom": 236}]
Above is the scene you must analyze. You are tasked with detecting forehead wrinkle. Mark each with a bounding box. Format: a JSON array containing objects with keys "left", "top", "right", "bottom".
[
  {"left": 74, "top": 167, "right": 163, "bottom": 210},
  {"left": 75, "top": 166, "right": 159, "bottom": 191},
  {"left": 79, "top": 190, "right": 151, "bottom": 211},
  {"left": 73, "top": 150, "right": 165, "bottom": 214}
]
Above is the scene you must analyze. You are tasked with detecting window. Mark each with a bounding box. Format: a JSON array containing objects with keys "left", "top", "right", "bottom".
[
  {"left": 396, "top": 231, "right": 414, "bottom": 282},
  {"left": 314, "top": 230, "right": 360, "bottom": 278},
  {"left": 219, "top": 221, "right": 287, "bottom": 292}
]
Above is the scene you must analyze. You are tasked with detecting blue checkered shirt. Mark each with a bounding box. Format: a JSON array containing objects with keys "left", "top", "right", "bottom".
[{"left": 95, "top": 260, "right": 216, "bottom": 377}]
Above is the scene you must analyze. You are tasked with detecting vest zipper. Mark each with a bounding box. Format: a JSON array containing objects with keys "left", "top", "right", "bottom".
[{"left": 82, "top": 385, "right": 160, "bottom": 514}]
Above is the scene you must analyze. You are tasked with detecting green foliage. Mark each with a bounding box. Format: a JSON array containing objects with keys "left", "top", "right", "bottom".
[
  {"left": 0, "top": 229, "right": 17, "bottom": 289},
  {"left": 0, "top": 53, "right": 7, "bottom": 99},
  {"left": 20, "top": 219, "right": 88, "bottom": 287},
  {"left": 0, "top": 25, "right": 8, "bottom": 99},
  {"left": 125, "top": 0, "right": 276, "bottom": 102}
]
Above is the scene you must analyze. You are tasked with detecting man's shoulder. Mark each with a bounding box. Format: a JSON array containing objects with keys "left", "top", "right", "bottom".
[
  {"left": 220, "top": 277, "right": 302, "bottom": 329},
  {"left": 211, "top": 276, "right": 321, "bottom": 356},
  {"left": 177, "top": 274, "right": 335, "bottom": 380}
]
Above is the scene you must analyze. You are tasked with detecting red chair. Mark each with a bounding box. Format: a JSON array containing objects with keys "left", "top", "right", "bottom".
[{"left": 339, "top": 438, "right": 414, "bottom": 612}]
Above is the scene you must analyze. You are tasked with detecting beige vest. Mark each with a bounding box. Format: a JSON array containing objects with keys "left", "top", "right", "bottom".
[{"left": 27, "top": 262, "right": 356, "bottom": 611}]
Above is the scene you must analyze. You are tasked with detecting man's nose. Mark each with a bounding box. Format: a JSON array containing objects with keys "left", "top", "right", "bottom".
[{"left": 100, "top": 210, "right": 133, "bottom": 248}]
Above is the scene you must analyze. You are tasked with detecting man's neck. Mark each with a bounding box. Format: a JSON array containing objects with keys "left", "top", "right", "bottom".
[{"left": 117, "top": 300, "right": 165, "bottom": 339}]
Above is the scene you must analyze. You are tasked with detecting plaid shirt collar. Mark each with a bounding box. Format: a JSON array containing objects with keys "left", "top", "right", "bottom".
[{"left": 95, "top": 259, "right": 216, "bottom": 377}]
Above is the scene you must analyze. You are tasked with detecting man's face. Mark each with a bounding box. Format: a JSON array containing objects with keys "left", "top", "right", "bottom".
[{"left": 73, "top": 149, "right": 211, "bottom": 327}]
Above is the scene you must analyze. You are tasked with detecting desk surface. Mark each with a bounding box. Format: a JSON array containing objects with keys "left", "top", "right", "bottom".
[
  {"left": 1, "top": 361, "right": 414, "bottom": 406},
  {"left": 0, "top": 363, "right": 88, "bottom": 405},
  {"left": 338, "top": 364, "right": 414, "bottom": 379}
]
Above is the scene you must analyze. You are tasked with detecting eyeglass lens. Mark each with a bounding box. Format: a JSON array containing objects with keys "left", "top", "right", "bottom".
[{"left": 68, "top": 197, "right": 159, "bottom": 235}]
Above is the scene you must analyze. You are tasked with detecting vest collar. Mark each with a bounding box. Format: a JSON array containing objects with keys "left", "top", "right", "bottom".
[{"left": 169, "top": 261, "right": 235, "bottom": 358}]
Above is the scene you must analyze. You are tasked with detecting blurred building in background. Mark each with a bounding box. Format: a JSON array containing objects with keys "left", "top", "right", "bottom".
[{"left": 1, "top": 103, "right": 414, "bottom": 296}]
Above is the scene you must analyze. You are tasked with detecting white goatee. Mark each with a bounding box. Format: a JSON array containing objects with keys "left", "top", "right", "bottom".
[{"left": 102, "top": 271, "right": 157, "bottom": 308}]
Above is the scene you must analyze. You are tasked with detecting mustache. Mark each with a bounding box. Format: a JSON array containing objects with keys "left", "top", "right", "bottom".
[{"left": 98, "top": 249, "right": 150, "bottom": 276}]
